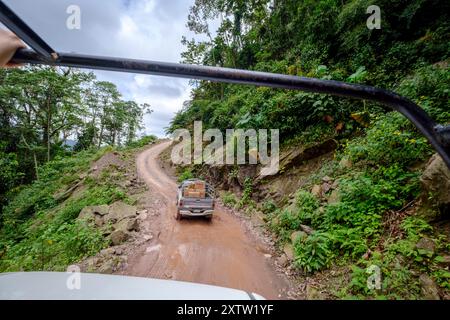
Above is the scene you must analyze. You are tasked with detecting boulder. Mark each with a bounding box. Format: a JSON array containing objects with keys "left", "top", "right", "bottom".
[
  {"left": 105, "top": 201, "right": 137, "bottom": 224},
  {"left": 420, "top": 154, "right": 450, "bottom": 219},
  {"left": 114, "top": 217, "right": 138, "bottom": 233},
  {"left": 94, "top": 215, "right": 104, "bottom": 227},
  {"left": 92, "top": 205, "right": 109, "bottom": 216},
  {"left": 331, "top": 180, "right": 339, "bottom": 190},
  {"left": 416, "top": 237, "right": 436, "bottom": 255},
  {"left": 100, "top": 248, "right": 115, "bottom": 256},
  {"left": 327, "top": 189, "right": 340, "bottom": 204},
  {"left": 311, "top": 185, "right": 322, "bottom": 197},
  {"left": 290, "top": 231, "right": 307, "bottom": 244},
  {"left": 322, "top": 182, "right": 332, "bottom": 193},
  {"left": 283, "top": 243, "right": 294, "bottom": 260},
  {"left": 98, "top": 260, "right": 114, "bottom": 274},
  {"left": 300, "top": 224, "right": 314, "bottom": 235},
  {"left": 419, "top": 274, "right": 440, "bottom": 300},
  {"left": 110, "top": 230, "right": 129, "bottom": 246},
  {"left": 277, "top": 255, "right": 289, "bottom": 267},
  {"left": 78, "top": 206, "right": 96, "bottom": 220}
]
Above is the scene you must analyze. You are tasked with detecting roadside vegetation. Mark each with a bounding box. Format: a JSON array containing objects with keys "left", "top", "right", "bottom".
[
  {"left": 0, "top": 56, "right": 158, "bottom": 271},
  {"left": 169, "top": 0, "right": 450, "bottom": 299},
  {"left": 0, "top": 63, "right": 156, "bottom": 272},
  {"left": 0, "top": 111, "right": 156, "bottom": 271}
]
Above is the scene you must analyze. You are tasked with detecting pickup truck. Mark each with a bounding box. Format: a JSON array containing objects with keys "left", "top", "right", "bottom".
[{"left": 176, "top": 179, "right": 215, "bottom": 220}]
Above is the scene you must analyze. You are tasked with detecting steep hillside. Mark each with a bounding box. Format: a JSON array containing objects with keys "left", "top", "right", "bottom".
[{"left": 0, "top": 138, "right": 155, "bottom": 272}]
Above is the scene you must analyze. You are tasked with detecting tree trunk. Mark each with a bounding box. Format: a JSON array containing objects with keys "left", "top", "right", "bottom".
[
  {"left": 33, "top": 152, "right": 39, "bottom": 180},
  {"left": 98, "top": 123, "right": 104, "bottom": 148}
]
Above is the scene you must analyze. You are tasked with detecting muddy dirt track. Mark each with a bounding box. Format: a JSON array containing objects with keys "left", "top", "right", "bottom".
[{"left": 120, "top": 141, "right": 289, "bottom": 299}]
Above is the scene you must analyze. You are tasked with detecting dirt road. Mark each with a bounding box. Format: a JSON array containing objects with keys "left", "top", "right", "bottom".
[{"left": 121, "top": 141, "right": 289, "bottom": 299}]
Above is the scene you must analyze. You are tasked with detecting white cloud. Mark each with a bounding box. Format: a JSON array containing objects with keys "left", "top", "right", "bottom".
[{"left": 4, "top": 0, "right": 201, "bottom": 137}]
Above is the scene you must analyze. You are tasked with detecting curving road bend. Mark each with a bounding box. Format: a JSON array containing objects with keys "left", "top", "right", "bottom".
[{"left": 121, "top": 141, "right": 289, "bottom": 299}]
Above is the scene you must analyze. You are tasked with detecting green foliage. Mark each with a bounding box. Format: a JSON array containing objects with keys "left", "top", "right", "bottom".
[
  {"left": 0, "top": 66, "right": 151, "bottom": 208},
  {"left": 293, "top": 231, "right": 333, "bottom": 273},
  {"left": 397, "top": 63, "right": 450, "bottom": 123},
  {"left": 295, "top": 190, "right": 319, "bottom": 225},
  {"left": 0, "top": 148, "right": 122, "bottom": 272},
  {"left": 344, "top": 114, "right": 432, "bottom": 167},
  {"left": 177, "top": 168, "right": 194, "bottom": 182},
  {"left": 0, "top": 218, "right": 107, "bottom": 272},
  {"left": 125, "top": 135, "right": 157, "bottom": 149},
  {"left": 261, "top": 199, "right": 277, "bottom": 214},
  {"left": 0, "top": 144, "right": 22, "bottom": 207},
  {"left": 222, "top": 192, "right": 238, "bottom": 208},
  {"left": 238, "top": 178, "right": 253, "bottom": 207},
  {"left": 401, "top": 216, "right": 433, "bottom": 241}
]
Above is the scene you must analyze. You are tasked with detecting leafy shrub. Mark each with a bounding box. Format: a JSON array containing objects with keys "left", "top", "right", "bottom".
[
  {"left": 344, "top": 114, "right": 432, "bottom": 167},
  {"left": 0, "top": 147, "right": 125, "bottom": 272},
  {"left": 293, "top": 231, "right": 333, "bottom": 273},
  {"left": 398, "top": 64, "right": 450, "bottom": 123},
  {"left": 125, "top": 135, "right": 157, "bottom": 149},
  {"left": 261, "top": 199, "right": 277, "bottom": 214},
  {"left": 238, "top": 178, "right": 253, "bottom": 207},
  {"left": 295, "top": 190, "right": 319, "bottom": 225},
  {"left": 222, "top": 192, "right": 238, "bottom": 208},
  {"left": 177, "top": 168, "right": 194, "bottom": 182}
]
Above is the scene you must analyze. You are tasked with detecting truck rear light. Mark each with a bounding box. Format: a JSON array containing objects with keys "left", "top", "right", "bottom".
[{"left": 179, "top": 200, "right": 183, "bottom": 206}]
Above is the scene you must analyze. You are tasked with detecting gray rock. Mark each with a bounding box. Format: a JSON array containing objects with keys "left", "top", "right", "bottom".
[
  {"left": 419, "top": 274, "right": 440, "bottom": 300},
  {"left": 98, "top": 260, "right": 114, "bottom": 274},
  {"left": 277, "top": 255, "right": 289, "bottom": 267},
  {"left": 126, "top": 218, "right": 139, "bottom": 231},
  {"left": 311, "top": 185, "right": 322, "bottom": 197},
  {"left": 92, "top": 205, "right": 109, "bottom": 216},
  {"left": 137, "top": 209, "right": 148, "bottom": 215},
  {"left": 105, "top": 201, "right": 137, "bottom": 224},
  {"left": 114, "top": 217, "right": 138, "bottom": 233},
  {"left": 291, "top": 231, "right": 307, "bottom": 244},
  {"left": 322, "top": 176, "right": 332, "bottom": 183},
  {"left": 283, "top": 243, "right": 294, "bottom": 260},
  {"left": 416, "top": 237, "right": 436, "bottom": 255},
  {"left": 327, "top": 190, "right": 340, "bottom": 204},
  {"left": 421, "top": 154, "right": 450, "bottom": 205},
  {"left": 300, "top": 224, "right": 314, "bottom": 235},
  {"left": 94, "top": 215, "right": 104, "bottom": 227},
  {"left": 78, "top": 207, "right": 95, "bottom": 220},
  {"left": 143, "top": 234, "right": 153, "bottom": 241},
  {"left": 322, "top": 182, "right": 332, "bottom": 193},
  {"left": 331, "top": 180, "right": 339, "bottom": 190},
  {"left": 100, "top": 248, "right": 115, "bottom": 256},
  {"left": 110, "top": 230, "right": 129, "bottom": 245}
]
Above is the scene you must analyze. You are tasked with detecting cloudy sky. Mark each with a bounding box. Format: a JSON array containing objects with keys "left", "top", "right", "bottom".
[{"left": 4, "top": 0, "right": 208, "bottom": 137}]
